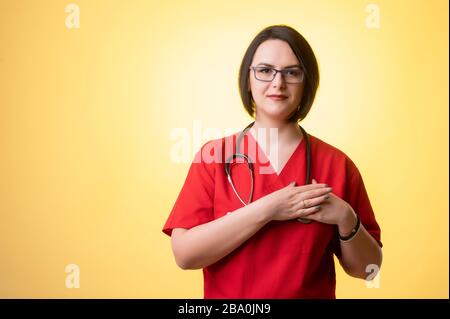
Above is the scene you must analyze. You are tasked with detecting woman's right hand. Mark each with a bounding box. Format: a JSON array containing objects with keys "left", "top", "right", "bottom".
[{"left": 259, "top": 180, "right": 333, "bottom": 222}]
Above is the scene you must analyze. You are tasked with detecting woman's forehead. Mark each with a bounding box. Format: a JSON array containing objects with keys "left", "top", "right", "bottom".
[{"left": 252, "top": 39, "right": 299, "bottom": 67}]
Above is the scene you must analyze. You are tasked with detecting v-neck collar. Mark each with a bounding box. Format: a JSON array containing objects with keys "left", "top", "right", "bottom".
[{"left": 246, "top": 128, "right": 305, "bottom": 179}]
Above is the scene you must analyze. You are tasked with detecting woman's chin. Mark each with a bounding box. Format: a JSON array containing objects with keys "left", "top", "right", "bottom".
[{"left": 258, "top": 106, "right": 293, "bottom": 120}]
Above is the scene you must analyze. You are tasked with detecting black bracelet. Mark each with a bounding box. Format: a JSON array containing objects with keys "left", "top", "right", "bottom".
[{"left": 338, "top": 214, "right": 360, "bottom": 242}]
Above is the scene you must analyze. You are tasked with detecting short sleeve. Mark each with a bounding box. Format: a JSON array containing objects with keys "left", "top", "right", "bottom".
[
  {"left": 333, "top": 158, "right": 383, "bottom": 257},
  {"left": 162, "top": 146, "right": 216, "bottom": 236}
]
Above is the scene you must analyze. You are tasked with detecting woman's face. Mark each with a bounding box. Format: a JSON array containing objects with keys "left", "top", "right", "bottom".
[{"left": 249, "top": 39, "right": 305, "bottom": 122}]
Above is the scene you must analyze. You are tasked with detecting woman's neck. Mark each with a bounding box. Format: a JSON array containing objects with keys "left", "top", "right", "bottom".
[{"left": 251, "top": 118, "right": 302, "bottom": 146}]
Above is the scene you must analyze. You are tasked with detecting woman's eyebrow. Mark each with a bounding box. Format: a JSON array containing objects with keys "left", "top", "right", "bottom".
[{"left": 256, "top": 62, "right": 302, "bottom": 68}]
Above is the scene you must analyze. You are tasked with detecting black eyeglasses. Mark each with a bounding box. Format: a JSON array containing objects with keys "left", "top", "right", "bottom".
[{"left": 250, "top": 66, "right": 304, "bottom": 84}]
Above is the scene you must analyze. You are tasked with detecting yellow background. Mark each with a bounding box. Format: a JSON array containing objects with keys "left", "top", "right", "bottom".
[{"left": 0, "top": 0, "right": 448, "bottom": 298}]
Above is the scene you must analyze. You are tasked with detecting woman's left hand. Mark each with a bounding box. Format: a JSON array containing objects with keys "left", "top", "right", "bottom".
[{"left": 300, "top": 179, "right": 357, "bottom": 234}]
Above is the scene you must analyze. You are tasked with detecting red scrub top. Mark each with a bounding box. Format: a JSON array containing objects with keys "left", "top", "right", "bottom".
[{"left": 163, "top": 129, "right": 382, "bottom": 299}]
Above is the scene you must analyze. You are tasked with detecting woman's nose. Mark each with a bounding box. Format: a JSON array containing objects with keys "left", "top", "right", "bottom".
[{"left": 272, "top": 71, "right": 286, "bottom": 87}]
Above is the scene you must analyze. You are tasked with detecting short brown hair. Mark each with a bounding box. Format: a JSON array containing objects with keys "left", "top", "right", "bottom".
[{"left": 238, "top": 25, "right": 320, "bottom": 122}]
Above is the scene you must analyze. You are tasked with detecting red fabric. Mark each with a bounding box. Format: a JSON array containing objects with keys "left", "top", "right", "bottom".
[{"left": 163, "top": 131, "right": 382, "bottom": 299}]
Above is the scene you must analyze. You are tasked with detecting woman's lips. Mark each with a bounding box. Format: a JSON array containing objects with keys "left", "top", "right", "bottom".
[{"left": 268, "top": 95, "right": 288, "bottom": 101}]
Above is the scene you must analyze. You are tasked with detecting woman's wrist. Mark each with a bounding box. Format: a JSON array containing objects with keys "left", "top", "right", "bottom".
[
  {"left": 252, "top": 195, "right": 276, "bottom": 224},
  {"left": 338, "top": 207, "right": 358, "bottom": 237}
]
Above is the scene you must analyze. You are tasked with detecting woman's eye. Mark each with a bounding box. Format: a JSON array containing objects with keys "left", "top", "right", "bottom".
[
  {"left": 286, "top": 70, "right": 299, "bottom": 76},
  {"left": 259, "top": 68, "right": 271, "bottom": 73}
]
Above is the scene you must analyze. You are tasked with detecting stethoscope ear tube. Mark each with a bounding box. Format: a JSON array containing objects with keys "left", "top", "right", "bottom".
[{"left": 299, "top": 125, "right": 311, "bottom": 185}]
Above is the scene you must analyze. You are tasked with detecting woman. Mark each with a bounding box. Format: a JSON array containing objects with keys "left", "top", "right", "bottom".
[{"left": 163, "top": 25, "right": 382, "bottom": 298}]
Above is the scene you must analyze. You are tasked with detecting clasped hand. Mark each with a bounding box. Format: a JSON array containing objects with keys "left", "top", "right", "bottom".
[{"left": 261, "top": 179, "right": 355, "bottom": 228}]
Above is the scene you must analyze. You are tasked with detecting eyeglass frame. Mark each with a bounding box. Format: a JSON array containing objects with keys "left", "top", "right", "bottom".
[{"left": 249, "top": 65, "right": 305, "bottom": 84}]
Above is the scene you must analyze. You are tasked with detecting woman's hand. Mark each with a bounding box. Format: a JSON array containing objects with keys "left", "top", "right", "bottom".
[
  {"left": 298, "top": 179, "right": 357, "bottom": 234},
  {"left": 259, "top": 180, "right": 332, "bottom": 222}
]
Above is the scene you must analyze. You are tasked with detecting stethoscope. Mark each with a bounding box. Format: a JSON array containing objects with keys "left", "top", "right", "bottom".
[{"left": 224, "top": 121, "right": 312, "bottom": 223}]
